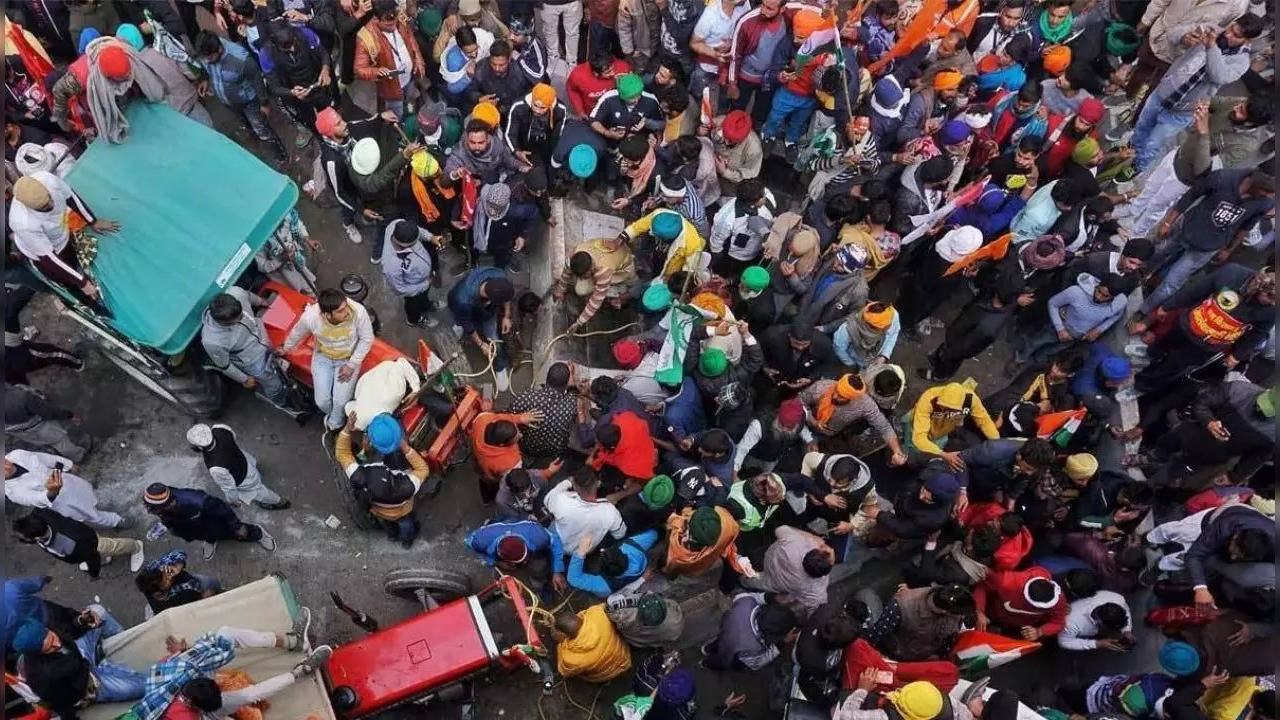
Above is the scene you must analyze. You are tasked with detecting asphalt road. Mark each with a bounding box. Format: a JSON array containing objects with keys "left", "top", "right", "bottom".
[{"left": 6, "top": 99, "right": 1165, "bottom": 720}]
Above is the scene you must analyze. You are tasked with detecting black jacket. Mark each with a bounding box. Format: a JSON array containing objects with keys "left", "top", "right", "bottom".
[
  {"left": 503, "top": 98, "right": 568, "bottom": 159},
  {"left": 469, "top": 63, "right": 532, "bottom": 108},
  {"left": 760, "top": 324, "right": 837, "bottom": 385},
  {"left": 21, "top": 626, "right": 92, "bottom": 719},
  {"left": 22, "top": 509, "right": 100, "bottom": 572}
]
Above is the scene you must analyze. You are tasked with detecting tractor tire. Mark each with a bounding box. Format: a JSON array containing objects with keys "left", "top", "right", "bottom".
[
  {"left": 383, "top": 568, "right": 473, "bottom": 601},
  {"left": 96, "top": 346, "right": 225, "bottom": 418},
  {"left": 331, "top": 466, "right": 380, "bottom": 531}
]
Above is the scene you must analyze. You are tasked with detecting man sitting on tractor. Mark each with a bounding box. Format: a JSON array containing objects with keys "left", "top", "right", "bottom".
[
  {"left": 336, "top": 411, "right": 429, "bottom": 548},
  {"left": 202, "top": 288, "right": 295, "bottom": 414},
  {"left": 281, "top": 288, "right": 375, "bottom": 436}
]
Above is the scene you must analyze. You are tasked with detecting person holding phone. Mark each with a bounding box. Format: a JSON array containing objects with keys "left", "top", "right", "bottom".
[{"left": 5, "top": 449, "right": 127, "bottom": 529}]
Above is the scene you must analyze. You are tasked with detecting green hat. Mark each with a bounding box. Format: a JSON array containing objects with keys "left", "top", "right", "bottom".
[
  {"left": 417, "top": 6, "right": 443, "bottom": 36},
  {"left": 640, "top": 474, "right": 675, "bottom": 509},
  {"left": 651, "top": 211, "right": 682, "bottom": 241},
  {"left": 439, "top": 114, "right": 463, "bottom": 149},
  {"left": 637, "top": 593, "right": 668, "bottom": 626},
  {"left": 616, "top": 73, "right": 643, "bottom": 101},
  {"left": 1071, "top": 137, "right": 1100, "bottom": 164},
  {"left": 688, "top": 506, "right": 722, "bottom": 547},
  {"left": 654, "top": 367, "right": 683, "bottom": 387},
  {"left": 1256, "top": 387, "right": 1275, "bottom": 418},
  {"left": 642, "top": 284, "right": 673, "bottom": 312},
  {"left": 741, "top": 265, "right": 770, "bottom": 291},
  {"left": 1105, "top": 22, "right": 1140, "bottom": 59},
  {"left": 699, "top": 348, "right": 728, "bottom": 377},
  {"left": 116, "top": 23, "right": 145, "bottom": 51}
]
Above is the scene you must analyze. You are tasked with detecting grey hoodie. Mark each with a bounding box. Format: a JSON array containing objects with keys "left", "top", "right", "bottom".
[
  {"left": 1046, "top": 273, "right": 1126, "bottom": 338},
  {"left": 200, "top": 287, "right": 271, "bottom": 385}
]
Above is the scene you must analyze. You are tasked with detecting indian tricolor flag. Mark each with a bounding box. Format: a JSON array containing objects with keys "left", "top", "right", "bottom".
[
  {"left": 1035, "top": 408, "right": 1088, "bottom": 448},
  {"left": 952, "top": 631, "right": 1041, "bottom": 675}
]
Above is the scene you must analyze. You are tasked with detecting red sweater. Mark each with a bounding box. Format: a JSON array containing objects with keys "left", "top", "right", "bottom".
[
  {"left": 565, "top": 59, "right": 632, "bottom": 116},
  {"left": 973, "top": 566, "right": 1067, "bottom": 636},
  {"left": 589, "top": 410, "right": 657, "bottom": 480}
]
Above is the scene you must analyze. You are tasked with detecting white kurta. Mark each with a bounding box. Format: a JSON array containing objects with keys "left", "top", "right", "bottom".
[{"left": 5, "top": 449, "right": 122, "bottom": 528}]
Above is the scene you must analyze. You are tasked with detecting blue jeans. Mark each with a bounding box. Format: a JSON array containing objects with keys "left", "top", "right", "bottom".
[
  {"left": 312, "top": 352, "right": 359, "bottom": 430},
  {"left": 1141, "top": 241, "right": 1217, "bottom": 314},
  {"left": 243, "top": 352, "right": 288, "bottom": 406},
  {"left": 762, "top": 87, "right": 816, "bottom": 145},
  {"left": 75, "top": 605, "right": 146, "bottom": 703},
  {"left": 1132, "top": 91, "right": 1193, "bottom": 172}
]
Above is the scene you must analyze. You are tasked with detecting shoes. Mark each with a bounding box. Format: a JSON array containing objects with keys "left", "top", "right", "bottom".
[
  {"left": 406, "top": 316, "right": 439, "bottom": 328},
  {"left": 292, "top": 645, "right": 332, "bottom": 677},
  {"left": 287, "top": 607, "right": 312, "bottom": 651},
  {"left": 257, "top": 529, "right": 277, "bottom": 552},
  {"left": 343, "top": 224, "right": 363, "bottom": 244},
  {"left": 400, "top": 536, "right": 415, "bottom": 549},
  {"left": 494, "top": 367, "right": 511, "bottom": 393},
  {"left": 129, "top": 545, "right": 146, "bottom": 572},
  {"left": 146, "top": 522, "right": 169, "bottom": 541},
  {"left": 202, "top": 541, "right": 218, "bottom": 561},
  {"left": 253, "top": 498, "right": 293, "bottom": 511}
]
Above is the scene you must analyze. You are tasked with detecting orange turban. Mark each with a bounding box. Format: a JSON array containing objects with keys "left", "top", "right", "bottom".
[
  {"left": 815, "top": 374, "right": 865, "bottom": 429},
  {"left": 532, "top": 83, "right": 556, "bottom": 108},
  {"left": 792, "top": 10, "right": 828, "bottom": 40},
  {"left": 933, "top": 69, "right": 963, "bottom": 91},
  {"left": 472, "top": 101, "right": 500, "bottom": 129},
  {"left": 1042, "top": 45, "right": 1071, "bottom": 76},
  {"left": 863, "top": 302, "right": 894, "bottom": 330}
]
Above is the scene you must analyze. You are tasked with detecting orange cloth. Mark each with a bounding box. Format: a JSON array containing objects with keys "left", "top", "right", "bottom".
[
  {"left": 815, "top": 374, "right": 863, "bottom": 429},
  {"left": 868, "top": 0, "right": 979, "bottom": 74},
  {"left": 664, "top": 506, "right": 742, "bottom": 576},
  {"left": 944, "top": 233, "right": 1011, "bottom": 276},
  {"left": 470, "top": 412, "right": 525, "bottom": 481}
]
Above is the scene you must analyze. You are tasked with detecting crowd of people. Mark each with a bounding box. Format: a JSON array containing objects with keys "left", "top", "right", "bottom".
[{"left": 4, "top": 0, "right": 1277, "bottom": 718}]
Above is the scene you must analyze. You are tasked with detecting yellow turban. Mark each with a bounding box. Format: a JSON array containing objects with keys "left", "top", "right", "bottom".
[
  {"left": 933, "top": 70, "right": 963, "bottom": 91},
  {"left": 863, "top": 302, "right": 894, "bottom": 330},
  {"left": 1064, "top": 453, "right": 1098, "bottom": 481},
  {"left": 13, "top": 176, "right": 51, "bottom": 208},
  {"left": 887, "top": 682, "right": 945, "bottom": 720},
  {"left": 532, "top": 82, "right": 557, "bottom": 108},
  {"left": 472, "top": 101, "right": 500, "bottom": 129}
]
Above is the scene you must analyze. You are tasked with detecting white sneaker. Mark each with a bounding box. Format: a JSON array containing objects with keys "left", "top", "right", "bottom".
[
  {"left": 494, "top": 367, "right": 510, "bottom": 393},
  {"left": 257, "top": 529, "right": 277, "bottom": 552},
  {"left": 129, "top": 545, "right": 146, "bottom": 572},
  {"left": 343, "top": 224, "right": 363, "bottom": 244},
  {"left": 202, "top": 541, "right": 218, "bottom": 561}
]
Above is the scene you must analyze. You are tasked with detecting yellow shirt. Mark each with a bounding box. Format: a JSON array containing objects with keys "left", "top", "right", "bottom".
[{"left": 623, "top": 210, "right": 706, "bottom": 279}]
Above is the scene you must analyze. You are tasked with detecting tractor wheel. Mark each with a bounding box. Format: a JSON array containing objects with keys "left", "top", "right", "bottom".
[
  {"left": 331, "top": 466, "right": 380, "bottom": 531},
  {"left": 96, "top": 346, "right": 224, "bottom": 418},
  {"left": 383, "top": 568, "right": 473, "bottom": 603}
]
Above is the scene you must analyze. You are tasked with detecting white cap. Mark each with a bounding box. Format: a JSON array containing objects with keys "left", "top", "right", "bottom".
[
  {"left": 186, "top": 423, "right": 214, "bottom": 448},
  {"left": 351, "top": 137, "right": 381, "bottom": 175}
]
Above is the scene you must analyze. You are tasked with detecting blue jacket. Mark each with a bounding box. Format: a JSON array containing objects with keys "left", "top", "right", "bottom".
[
  {"left": 566, "top": 529, "right": 659, "bottom": 597},
  {"left": 158, "top": 487, "right": 243, "bottom": 543},
  {"left": 4, "top": 576, "right": 49, "bottom": 651},
  {"left": 465, "top": 520, "right": 557, "bottom": 566},
  {"left": 447, "top": 266, "right": 508, "bottom": 336},
  {"left": 1186, "top": 504, "right": 1275, "bottom": 588},
  {"left": 951, "top": 186, "right": 1026, "bottom": 238},
  {"left": 662, "top": 377, "right": 707, "bottom": 442},
  {"left": 1070, "top": 341, "right": 1120, "bottom": 398}
]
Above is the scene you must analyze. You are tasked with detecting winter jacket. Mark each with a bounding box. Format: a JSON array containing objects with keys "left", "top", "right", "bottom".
[
  {"left": 354, "top": 19, "right": 423, "bottom": 102},
  {"left": 1141, "top": 0, "right": 1249, "bottom": 63},
  {"left": 3, "top": 576, "right": 50, "bottom": 652},
  {"left": 445, "top": 133, "right": 522, "bottom": 184},
  {"left": 447, "top": 266, "right": 509, "bottom": 336},
  {"left": 380, "top": 221, "right": 435, "bottom": 296},
  {"left": 1046, "top": 273, "right": 1127, "bottom": 338},
  {"left": 795, "top": 259, "right": 870, "bottom": 330},
  {"left": 465, "top": 519, "right": 556, "bottom": 565},
  {"left": 973, "top": 565, "right": 1068, "bottom": 636},
  {"left": 469, "top": 61, "right": 532, "bottom": 107},
  {"left": 1152, "top": 40, "right": 1252, "bottom": 112},
  {"left": 503, "top": 96, "right": 568, "bottom": 158},
  {"left": 890, "top": 161, "right": 944, "bottom": 236},
  {"left": 200, "top": 286, "right": 271, "bottom": 386},
  {"left": 1161, "top": 263, "right": 1275, "bottom": 360},
  {"left": 618, "top": 0, "right": 662, "bottom": 68},
  {"left": 1185, "top": 380, "right": 1274, "bottom": 484},
  {"left": 956, "top": 439, "right": 1030, "bottom": 501},
  {"left": 879, "top": 474, "right": 953, "bottom": 539},
  {"left": 1185, "top": 503, "right": 1275, "bottom": 588}
]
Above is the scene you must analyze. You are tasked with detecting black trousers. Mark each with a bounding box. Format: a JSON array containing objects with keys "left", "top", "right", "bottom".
[{"left": 403, "top": 290, "right": 433, "bottom": 323}]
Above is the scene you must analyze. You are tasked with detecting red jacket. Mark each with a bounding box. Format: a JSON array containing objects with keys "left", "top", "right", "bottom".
[
  {"left": 589, "top": 410, "right": 657, "bottom": 480},
  {"left": 565, "top": 59, "right": 631, "bottom": 116},
  {"left": 973, "top": 566, "right": 1067, "bottom": 636}
]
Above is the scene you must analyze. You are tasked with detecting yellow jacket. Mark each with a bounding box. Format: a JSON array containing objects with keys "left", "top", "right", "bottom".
[
  {"left": 624, "top": 210, "right": 705, "bottom": 279},
  {"left": 910, "top": 382, "right": 998, "bottom": 455},
  {"left": 556, "top": 604, "right": 632, "bottom": 683}
]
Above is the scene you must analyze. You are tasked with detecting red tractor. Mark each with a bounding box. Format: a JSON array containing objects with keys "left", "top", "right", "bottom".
[
  {"left": 257, "top": 280, "right": 487, "bottom": 528},
  {"left": 325, "top": 574, "right": 550, "bottom": 718}
]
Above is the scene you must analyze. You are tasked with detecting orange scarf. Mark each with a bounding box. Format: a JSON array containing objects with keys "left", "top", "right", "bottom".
[
  {"left": 410, "top": 174, "right": 443, "bottom": 222},
  {"left": 815, "top": 374, "right": 862, "bottom": 429}
]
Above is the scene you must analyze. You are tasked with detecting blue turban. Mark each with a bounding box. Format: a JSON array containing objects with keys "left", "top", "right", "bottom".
[
  {"left": 1101, "top": 356, "right": 1131, "bottom": 381},
  {"left": 366, "top": 413, "right": 403, "bottom": 454},
  {"left": 12, "top": 619, "right": 47, "bottom": 654},
  {"left": 656, "top": 668, "right": 696, "bottom": 706},
  {"left": 78, "top": 28, "right": 101, "bottom": 55},
  {"left": 651, "top": 211, "right": 682, "bottom": 241}
]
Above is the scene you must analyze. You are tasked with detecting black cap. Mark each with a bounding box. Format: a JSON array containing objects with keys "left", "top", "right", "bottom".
[{"left": 392, "top": 218, "right": 420, "bottom": 245}]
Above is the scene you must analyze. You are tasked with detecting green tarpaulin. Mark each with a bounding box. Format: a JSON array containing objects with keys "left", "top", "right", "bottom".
[{"left": 65, "top": 103, "right": 298, "bottom": 354}]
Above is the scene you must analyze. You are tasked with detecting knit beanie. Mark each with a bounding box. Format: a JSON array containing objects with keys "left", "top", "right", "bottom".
[{"left": 656, "top": 668, "right": 696, "bottom": 705}]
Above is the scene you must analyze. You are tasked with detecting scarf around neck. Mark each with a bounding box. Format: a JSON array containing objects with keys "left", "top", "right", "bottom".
[{"left": 1038, "top": 10, "right": 1072, "bottom": 45}]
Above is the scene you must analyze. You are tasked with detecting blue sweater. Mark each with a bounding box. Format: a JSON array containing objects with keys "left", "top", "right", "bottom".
[
  {"left": 447, "top": 266, "right": 508, "bottom": 336},
  {"left": 566, "top": 529, "right": 659, "bottom": 597},
  {"left": 3, "top": 576, "right": 49, "bottom": 651},
  {"left": 663, "top": 377, "right": 707, "bottom": 442},
  {"left": 465, "top": 520, "right": 557, "bottom": 566},
  {"left": 1047, "top": 276, "right": 1126, "bottom": 338}
]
